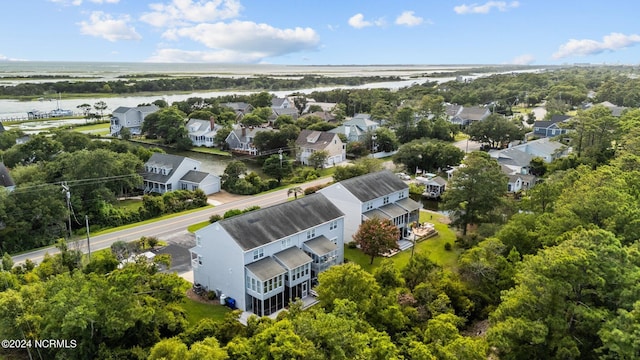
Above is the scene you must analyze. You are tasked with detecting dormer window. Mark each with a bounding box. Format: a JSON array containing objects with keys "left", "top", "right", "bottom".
[{"left": 383, "top": 196, "right": 390, "bottom": 204}]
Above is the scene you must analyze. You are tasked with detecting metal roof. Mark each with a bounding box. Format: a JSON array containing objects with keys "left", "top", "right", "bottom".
[
  {"left": 303, "top": 235, "right": 337, "bottom": 256},
  {"left": 273, "top": 247, "right": 312, "bottom": 270}
]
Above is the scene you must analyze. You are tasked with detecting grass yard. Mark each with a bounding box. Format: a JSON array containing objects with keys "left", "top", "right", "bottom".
[
  {"left": 188, "top": 220, "right": 211, "bottom": 233},
  {"left": 344, "top": 210, "right": 460, "bottom": 273},
  {"left": 181, "top": 298, "right": 230, "bottom": 326},
  {"left": 190, "top": 146, "right": 232, "bottom": 157},
  {"left": 115, "top": 198, "right": 143, "bottom": 212}
]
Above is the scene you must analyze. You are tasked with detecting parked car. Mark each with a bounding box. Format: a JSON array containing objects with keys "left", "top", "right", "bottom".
[{"left": 396, "top": 172, "right": 411, "bottom": 180}]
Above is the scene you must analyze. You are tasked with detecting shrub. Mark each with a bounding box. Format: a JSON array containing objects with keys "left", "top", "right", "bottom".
[
  {"left": 206, "top": 291, "right": 217, "bottom": 300},
  {"left": 444, "top": 242, "right": 452, "bottom": 251},
  {"left": 347, "top": 242, "right": 358, "bottom": 249},
  {"left": 209, "top": 214, "right": 223, "bottom": 223},
  {"left": 223, "top": 209, "right": 243, "bottom": 219}
]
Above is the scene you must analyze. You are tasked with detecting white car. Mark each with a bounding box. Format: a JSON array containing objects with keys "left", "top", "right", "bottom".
[{"left": 396, "top": 172, "right": 411, "bottom": 180}]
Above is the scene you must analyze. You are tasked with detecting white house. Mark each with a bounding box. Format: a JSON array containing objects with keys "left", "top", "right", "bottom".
[
  {"left": 110, "top": 105, "right": 159, "bottom": 136},
  {"left": 191, "top": 193, "right": 345, "bottom": 316},
  {"left": 295, "top": 130, "right": 346, "bottom": 168},
  {"left": 319, "top": 170, "right": 421, "bottom": 247},
  {"left": 142, "top": 153, "right": 220, "bottom": 195},
  {"left": 187, "top": 118, "right": 222, "bottom": 147}
]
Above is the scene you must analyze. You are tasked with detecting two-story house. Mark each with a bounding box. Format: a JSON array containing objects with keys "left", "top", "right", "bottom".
[
  {"left": 295, "top": 130, "right": 346, "bottom": 168},
  {"left": 110, "top": 105, "right": 159, "bottom": 137},
  {"left": 187, "top": 117, "right": 222, "bottom": 147},
  {"left": 450, "top": 106, "right": 490, "bottom": 126},
  {"left": 221, "top": 102, "right": 254, "bottom": 121},
  {"left": 142, "top": 153, "right": 220, "bottom": 195},
  {"left": 191, "top": 193, "right": 345, "bottom": 316},
  {"left": 329, "top": 114, "right": 378, "bottom": 143},
  {"left": 319, "top": 170, "right": 421, "bottom": 245},
  {"left": 225, "top": 126, "right": 275, "bottom": 155}
]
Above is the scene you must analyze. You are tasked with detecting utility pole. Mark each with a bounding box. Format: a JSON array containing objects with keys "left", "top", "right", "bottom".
[
  {"left": 85, "top": 215, "right": 91, "bottom": 261},
  {"left": 61, "top": 183, "right": 72, "bottom": 240},
  {"left": 278, "top": 148, "right": 283, "bottom": 168}
]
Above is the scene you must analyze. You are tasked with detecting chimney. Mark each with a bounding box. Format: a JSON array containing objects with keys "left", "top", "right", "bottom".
[
  {"left": 209, "top": 116, "right": 215, "bottom": 130},
  {"left": 241, "top": 126, "right": 246, "bottom": 137}
]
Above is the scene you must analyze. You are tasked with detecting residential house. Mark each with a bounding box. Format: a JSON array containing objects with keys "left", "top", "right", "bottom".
[
  {"left": 508, "top": 137, "right": 569, "bottom": 163},
  {"left": 110, "top": 105, "right": 159, "bottom": 136},
  {"left": 270, "top": 107, "right": 299, "bottom": 123},
  {"left": 187, "top": 117, "right": 222, "bottom": 147},
  {"left": 142, "top": 153, "right": 220, "bottom": 195},
  {"left": 445, "top": 104, "right": 464, "bottom": 119},
  {"left": 450, "top": 106, "right": 490, "bottom": 126},
  {"left": 533, "top": 115, "right": 572, "bottom": 138},
  {"left": 303, "top": 101, "right": 338, "bottom": 113},
  {"left": 300, "top": 111, "right": 337, "bottom": 123},
  {"left": 0, "top": 122, "right": 5, "bottom": 133},
  {"left": 190, "top": 193, "right": 345, "bottom": 316},
  {"left": 0, "top": 163, "right": 15, "bottom": 192},
  {"left": 271, "top": 96, "right": 293, "bottom": 109},
  {"left": 221, "top": 102, "right": 254, "bottom": 121},
  {"left": 225, "top": 126, "right": 275, "bottom": 155},
  {"left": 319, "top": 170, "right": 421, "bottom": 246},
  {"left": 295, "top": 129, "right": 346, "bottom": 167},
  {"left": 329, "top": 113, "right": 378, "bottom": 142},
  {"left": 416, "top": 176, "right": 447, "bottom": 198},
  {"left": 583, "top": 101, "right": 627, "bottom": 117},
  {"left": 500, "top": 164, "right": 536, "bottom": 193}
]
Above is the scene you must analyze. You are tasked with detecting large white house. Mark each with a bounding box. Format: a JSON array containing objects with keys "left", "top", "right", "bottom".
[
  {"left": 142, "top": 153, "right": 220, "bottom": 195},
  {"left": 110, "top": 105, "right": 159, "bottom": 137},
  {"left": 187, "top": 118, "right": 222, "bottom": 147},
  {"left": 319, "top": 170, "right": 421, "bottom": 246},
  {"left": 191, "top": 194, "right": 345, "bottom": 316}
]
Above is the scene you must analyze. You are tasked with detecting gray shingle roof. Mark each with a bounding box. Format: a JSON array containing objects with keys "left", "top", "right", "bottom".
[
  {"left": 303, "top": 235, "right": 337, "bottom": 256},
  {"left": 458, "top": 106, "right": 489, "bottom": 121},
  {"left": 143, "top": 153, "right": 190, "bottom": 183},
  {"left": 337, "top": 170, "right": 408, "bottom": 202},
  {"left": 180, "top": 170, "right": 210, "bottom": 183},
  {"left": 273, "top": 247, "right": 312, "bottom": 269},
  {"left": 246, "top": 257, "right": 287, "bottom": 281},
  {"left": 220, "top": 193, "right": 344, "bottom": 251},
  {"left": 295, "top": 129, "right": 340, "bottom": 150}
]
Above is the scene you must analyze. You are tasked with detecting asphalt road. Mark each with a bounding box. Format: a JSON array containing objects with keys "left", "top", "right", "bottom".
[{"left": 11, "top": 177, "right": 333, "bottom": 265}]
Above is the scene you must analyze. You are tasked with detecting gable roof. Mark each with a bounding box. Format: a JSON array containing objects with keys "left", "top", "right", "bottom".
[
  {"left": 219, "top": 193, "right": 344, "bottom": 251},
  {"left": 0, "top": 163, "right": 15, "bottom": 188},
  {"left": 534, "top": 114, "right": 572, "bottom": 128},
  {"left": 143, "top": 153, "right": 194, "bottom": 183},
  {"left": 271, "top": 97, "right": 289, "bottom": 108},
  {"left": 295, "top": 129, "right": 340, "bottom": 150},
  {"left": 180, "top": 170, "right": 212, "bottom": 183},
  {"left": 337, "top": 170, "right": 408, "bottom": 202},
  {"left": 457, "top": 106, "right": 489, "bottom": 121},
  {"left": 230, "top": 127, "right": 274, "bottom": 142},
  {"left": 445, "top": 104, "right": 463, "bottom": 117},
  {"left": 491, "top": 148, "right": 535, "bottom": 167}
]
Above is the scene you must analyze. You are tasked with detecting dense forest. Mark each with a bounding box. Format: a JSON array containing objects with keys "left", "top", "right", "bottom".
[{"left": 2, "top": 65, "right": 640, "bottom": 359}]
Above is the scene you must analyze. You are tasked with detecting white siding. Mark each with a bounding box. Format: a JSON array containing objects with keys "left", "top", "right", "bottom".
[{"left": 318, "top": 184, "right": 362, "bottom": 242}]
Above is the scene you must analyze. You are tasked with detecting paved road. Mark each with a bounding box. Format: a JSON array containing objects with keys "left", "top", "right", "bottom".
[
  {"left": 11, "top": 177, "right": 333, "bottom": 265},
  {"left": 453, "top": 138, "right": 482, "bottom": 153}
]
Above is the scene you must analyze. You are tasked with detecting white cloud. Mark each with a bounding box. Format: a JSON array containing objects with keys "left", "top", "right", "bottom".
[
  {"left": 161, "top": 21, "right": 319, "bottom": 61},
  {"left": 140, "top": 0, "right": 241, "bottom": 27},
  {"left": 509, "top": 54, "right": 535, "bottom": 65},
  {"left": 348, "top": 13, "right": 385, "bottom": 29},
  {"left": 395, "top": 11, "right": 423, "bottom": 27},
  {"left": 348, "top": 13, "right": 371, "bottom": 29},
  {"left": 48, "top": 0, "right": 119, "bottom": 5},
  {"left": 89, "top": 0, "right": 120, "bottom": 3},
  {"left": 79, "top": 11, "right": 142, "bottom": 42},
  {"left": 454, "top": 1, "right": 519, "bottom": 14},
  {"left": 553, "top": 32, "right": 640, "bottom": 59}
]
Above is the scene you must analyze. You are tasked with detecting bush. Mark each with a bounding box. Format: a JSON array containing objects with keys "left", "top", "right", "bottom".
[
  {"left": 206, "top": 291, "right": 217, "bottom": 301},
  {"left": 444, "top": 242, "right": 452, "bottom": 251},
  {"left": 224, "top": 209, "right": 243, "bottom": 219},
  {"left": 209, "top": 214, "right": 223, "bottom": 223},
  {"left": 347, "top": 242, "right": 358, "bottom": 249}
]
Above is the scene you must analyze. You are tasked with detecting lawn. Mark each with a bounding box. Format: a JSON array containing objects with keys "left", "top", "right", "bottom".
[
  {"left": 188, "top": 220, "right": 211, "bottom": 233},
  {"left": 190, "top": 146, "right": 232, "bottom": 157},
  {"left": 181, "top": 298, "right": 230, "bottom": 326},
  {"left": 344, "top": 210, "right": 460, "bottom": 273},
  {"left": 115, "top": 198, "right": 143, "bottom": 212}
]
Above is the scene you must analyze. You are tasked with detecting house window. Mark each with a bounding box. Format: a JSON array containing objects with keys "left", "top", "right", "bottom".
[
  {"left": 398, "top": 191, "right": 405, "bottom": 199},
  {"left": 329, "top": 220, "right": 338, "bottom": 230},
  {"left": 330, "top": 237, "right": 338, "bottom": 245},
  {"left": 253, "top": 248, "right": 264, "bottom": 260},
  {"left": 281, "top": 238, "right": 292, "bottom": 249},
  {"left": 181, "top": 183, "right": 188, "bottom": 190},
  {"left": 383, "top": 196, "right": 389, "bottom": 204},
  {"left": 306, "top": 228, "right": 316, "bottom": 239},
  {"left": 198, "top": 255, "right": 203, "bottom": 266},
  {"left": 196, "top": 235, "right": 202, "bottom": 247},
  {"left": 365, "top": 202, "right": 373, "bottom": 210}
]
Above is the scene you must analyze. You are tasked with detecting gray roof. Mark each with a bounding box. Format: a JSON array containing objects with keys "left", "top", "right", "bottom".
[
  {"left": 458, "top": 106, "right": 489, "bottom": 121},
  {"left": 0, "top": 122, "right": 5, "bottom": 133},
  {"left": 303, "top": 235, "right": 337, "bottom": 256},
  {"left": 492, "top": 148, "right": 535, "bottom": 167},
  {"left": 0, "top": 163, "right": 15, "bottom": 188},
  {"left": 445, "top": 104, "right": 463, "bottom": 117},
  {"left": 273, "top": 247, "right": 312, "bottom": 270},
  {"left": 363, "top": 208, "right": 390, "bottom": 220},
  {"left": 396, "top": 197, "right": 422, "bottom": 212},
  {"left": 230, "top": 127, "right": 274, "bottom": 142},
  {"left": 379, "top": 203, "right": 408, "bottom": 218},
  {"left": 246, "top": 257, "right": 287, "bottom": 281},
  {"left": 271, "top": 97, "right": 288, "bottom": 108},
  {"left": 295, "top": 129, "right": 340, "bottom": 150},
  {"left": 220, "top": 193, "right": 344, "bottom": 251},
  {"left": 337, "top": 170, "right": 408, "bottom": 202},
  {"left": 180, "top": 170, "right": 210, "bottom": 183},
  {"left": 535, "top": 115, "right": 572, "bottom": 128},
  {"left": 143, "top": 153, "right": 191, "bottom": 183}
]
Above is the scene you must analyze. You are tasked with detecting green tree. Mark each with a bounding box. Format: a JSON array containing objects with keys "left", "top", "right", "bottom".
[
  {"left": 317, "top": 263, "right": 382, "bottom": 313},
  {"left": 308, "top": 150, "right": 329, "bottom": 169},
  {"left": 221, "top": 161, "right": 247, "bottom": 190},
  {"left": 262, "top": 153, "right": 293, "bottom": 185},
  {"left": 393, "top": 139, "right": 464, "bottom": 174},
  {"left": 466, "top": 114, "right": 525, "bottom": 149},
  {"left": 93, "top": 100, "right": 108, "bottom": 120},
  {"left": 353, "top": 217, "right": 399, "bottom": 264},
  {"left": 441, "top": 152, "right": 507, "bottom": 235}
]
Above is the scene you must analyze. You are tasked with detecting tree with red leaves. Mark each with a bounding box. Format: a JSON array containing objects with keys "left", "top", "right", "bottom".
[{"left": 353, "top": 217, "right": 400, "bottom": 264}]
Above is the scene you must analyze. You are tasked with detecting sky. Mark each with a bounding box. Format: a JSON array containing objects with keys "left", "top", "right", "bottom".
[{"left": 1, "top": 0, "right": 640, "bottom": 65}]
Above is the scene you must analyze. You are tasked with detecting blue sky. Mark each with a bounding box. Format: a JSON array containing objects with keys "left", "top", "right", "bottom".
[{"left": 1, "top": 0, "right": 640, "bottom": 65}]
